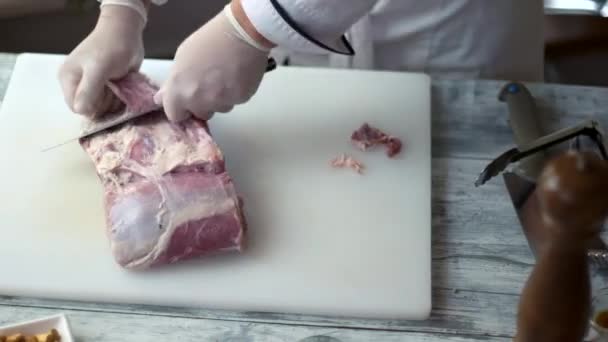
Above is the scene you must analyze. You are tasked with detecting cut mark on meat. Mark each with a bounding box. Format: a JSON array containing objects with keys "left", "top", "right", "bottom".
[
  {"left": 331, "top": 154, "right": 365, "bottom": 174},
  {"left": 351, "top": 122, "right": 402, "bottom": 158}
]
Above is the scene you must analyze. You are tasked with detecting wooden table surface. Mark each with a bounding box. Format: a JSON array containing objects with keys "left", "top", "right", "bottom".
[{"left": 1, "top": 52, "right": 608, "bottom": 342}]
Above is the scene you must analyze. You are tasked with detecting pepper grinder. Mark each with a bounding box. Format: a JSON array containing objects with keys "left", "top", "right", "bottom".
[{"left": 514, "top": 151, "right": 608, "bottom": 342}]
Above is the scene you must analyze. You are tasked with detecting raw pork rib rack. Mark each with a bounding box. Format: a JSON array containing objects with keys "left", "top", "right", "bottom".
[{"left": 80, "top": 73, "right": 247, "bottom": 269}]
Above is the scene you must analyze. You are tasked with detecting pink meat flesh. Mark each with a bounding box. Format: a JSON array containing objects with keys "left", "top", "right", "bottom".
[
  {"left": 106, "top": 72, "right": 160, "bottom": 115},
  {"left": 351, "top": 123, "right": 402, "bottom": 158},
  {"left": 331, "top": 154, "right": 364, "bottom": 174},
  {"left": 79, "top": 72, "right": 247, "bottom": 270}
]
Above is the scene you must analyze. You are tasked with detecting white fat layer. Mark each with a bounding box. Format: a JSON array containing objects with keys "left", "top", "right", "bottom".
[
  {"left": 88, "top": 121, "right": 222, "bottom": 175},
  {"left": 86, "top": 121, "right": 221, "bottom": 178}
]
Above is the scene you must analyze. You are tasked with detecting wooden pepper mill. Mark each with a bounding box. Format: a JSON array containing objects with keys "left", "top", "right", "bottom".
[{"left": 514, "top": 150, "right": 608, "bottom": 342}]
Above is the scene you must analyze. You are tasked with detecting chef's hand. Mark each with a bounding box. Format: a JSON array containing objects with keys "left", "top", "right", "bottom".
[
  {"left": 58, "top": 4, "right": 145, "bottom": 117},
  {"left": 154, "top": 2, "right": 273, "bottom": 122}
]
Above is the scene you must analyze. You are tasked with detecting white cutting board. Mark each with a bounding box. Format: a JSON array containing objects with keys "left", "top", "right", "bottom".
[{"left": 0, "top": 53, "right": 431, "bottom": 320}]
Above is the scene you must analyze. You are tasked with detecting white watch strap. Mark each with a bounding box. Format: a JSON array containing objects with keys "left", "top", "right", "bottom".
[
  {"left": 224, "top": 4, "right": 271, "bottom": 53},
  {"left": 99, "top": 0, "right": 148, "bottom": 24}
]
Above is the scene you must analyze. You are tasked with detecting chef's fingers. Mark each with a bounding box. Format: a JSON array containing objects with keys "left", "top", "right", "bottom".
[
  {"left": 103, "top": 90, "right": 124, "bottom": 115},
  {"left": 153, "top": 90, "right": 163, "bottom": 106},
  {"left": 214, "top": 104, "right": 234, "bottom": 114},
  {"left": 73, "top": 66, "right": 108, "bottom": 116},
  {"left": 162, "top": 91, "right": 192, "bottom": 123},
  {"left": 94, "top": 87, "right": 115, "bottom": 118},
  {"left": 98, "top": 87, "right": 125, "bottom": 115},
  {"left": 109, "top": 93, "right": 125, "bottom": 114},
  {"left": 58, "top": 66, "right": 82, "bottom": 113},
  {"left": 188, "top": 95, "right": 229, "bottom": 119},
  {"left": 187, "top": 99, "right": 215, "bottom": 120},
  {"left": 192, "top": 111, "right": 215, "bottom": 120}
]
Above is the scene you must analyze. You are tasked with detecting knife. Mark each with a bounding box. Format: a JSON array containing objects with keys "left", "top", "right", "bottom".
[
  {"left": 42, "top": 57, "right": 277, "bottom": 152},
  {"left": 497, "top": 82, "right": 548, "bottom": 180},
  {"left": 475, "top": 82, "right": 548, "bottom": 186}
]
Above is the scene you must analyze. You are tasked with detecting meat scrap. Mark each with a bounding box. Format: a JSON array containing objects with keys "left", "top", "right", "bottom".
[
  {"left": 351, "top": 123, "right": 402, "bottom": 157},
  {"left": 331, "top": 154, "right": 365, "bottom": 174},
  {"left": 80, "top": 72, "right": 247, "bottom": 270}
]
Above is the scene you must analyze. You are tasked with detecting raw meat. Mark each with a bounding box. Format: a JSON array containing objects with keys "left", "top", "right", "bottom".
[
  {"left": 331, "top": 154, "right": 365, "bottom": 174},
  {"left": 79, "top": 72, "right": 247, "bottom": 270},
  {"left": 351, "top": 123, "right": 402, "bottom": 157}
]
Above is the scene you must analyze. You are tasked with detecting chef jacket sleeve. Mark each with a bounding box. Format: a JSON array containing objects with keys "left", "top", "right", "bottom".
[{"left": 240, "top": 0, "right": 379, "bottom": 55}]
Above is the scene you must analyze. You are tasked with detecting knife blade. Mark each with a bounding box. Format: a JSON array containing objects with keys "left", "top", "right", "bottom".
[
  {"left": 42, "top": 57, "right": 277, "bottom": 152},
  {"left": 41, "top": 106, "right": 161, "bottom": 152}
]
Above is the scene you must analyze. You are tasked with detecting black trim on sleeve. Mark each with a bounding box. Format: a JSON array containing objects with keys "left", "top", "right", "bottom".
[{"left": 269, "top": 0, "right": 355, "bottom": 56}]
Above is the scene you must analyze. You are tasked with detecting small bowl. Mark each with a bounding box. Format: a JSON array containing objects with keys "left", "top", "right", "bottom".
[{"left": 0, "top": 314, "right": 73, "bottom": 342}]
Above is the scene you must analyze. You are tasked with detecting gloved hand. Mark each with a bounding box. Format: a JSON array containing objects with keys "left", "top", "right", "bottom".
[
  {"left": 58, "top": 4, "right": 145, "bottom": 117},
  {"left": 154, "top": 4, "right": 271, "bottom": 122}
]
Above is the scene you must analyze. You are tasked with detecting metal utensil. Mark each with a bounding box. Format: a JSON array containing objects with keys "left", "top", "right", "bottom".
[
  {"left": 41, "top": 105, "right": 161, "bottom": 152},
  {"left": 478, "top": 81, "right": 608, "bottom": 265},
  {"left": 499, "top": 125, "right": 608, "bottom": 259},
  {"left": 498, "top": 82, "right": 549, "bottom": 180},
  {"left": 474, "top": 82, "right": 546, "bottom": 187},
  {"left": 475, "top": 120, "right": 607, "bottom": 186}
]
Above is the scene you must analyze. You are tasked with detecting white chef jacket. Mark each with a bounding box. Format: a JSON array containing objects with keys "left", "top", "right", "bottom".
[{"left": 240, "top": 0, "right": 545, "bottom": 82}]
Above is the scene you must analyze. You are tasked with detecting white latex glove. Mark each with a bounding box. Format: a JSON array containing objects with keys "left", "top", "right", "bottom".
[
  {"left": 154, "top": 4, "right": 271, "bottom": 122},
  {"left": 58, "top": 4, "right": 145, "bottom": 117}
]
